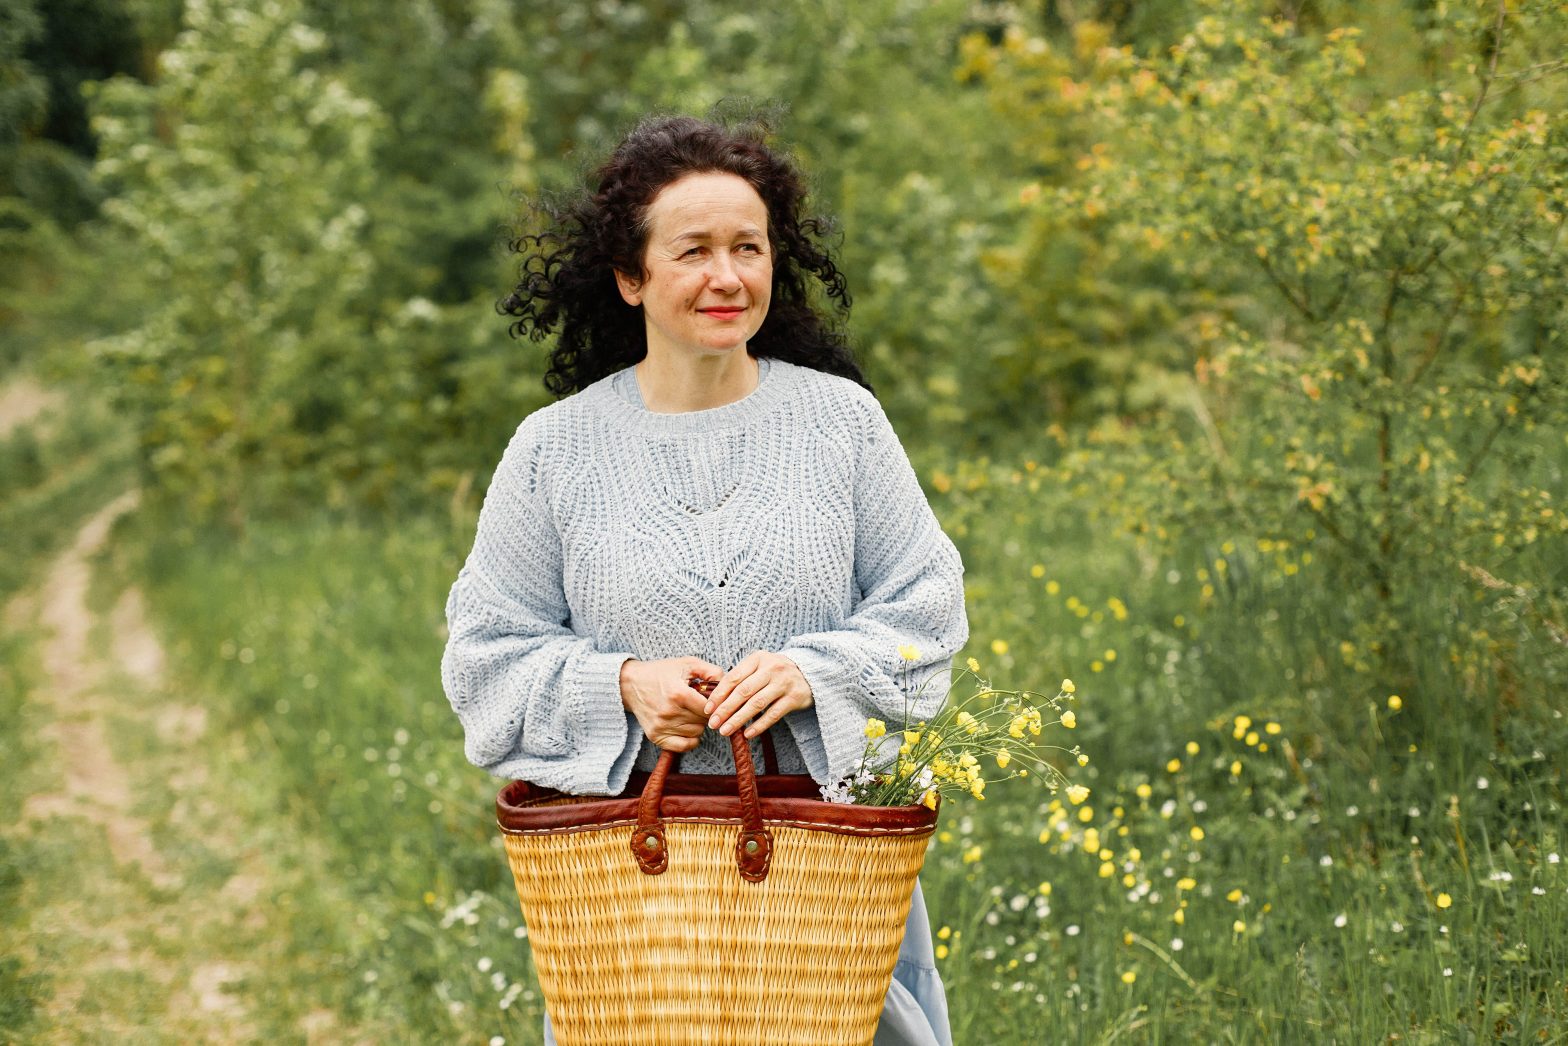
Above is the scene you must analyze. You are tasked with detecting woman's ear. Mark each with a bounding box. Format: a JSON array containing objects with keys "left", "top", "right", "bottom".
[{"left": 614, "top": 267, "right": 643, "bottom": 307}]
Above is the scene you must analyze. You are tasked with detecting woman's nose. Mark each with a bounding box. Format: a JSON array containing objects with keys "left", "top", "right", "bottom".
[{"left": 706, "top": 250, "right": 743, "bottom": 290}]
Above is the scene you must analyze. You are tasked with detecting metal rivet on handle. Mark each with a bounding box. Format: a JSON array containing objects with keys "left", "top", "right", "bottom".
[
  {"left": 644, "top": 835, "right": 660, "bottom": 851},
  {"left": 744, "top": 839, "right": 759, "bottom": 854}
]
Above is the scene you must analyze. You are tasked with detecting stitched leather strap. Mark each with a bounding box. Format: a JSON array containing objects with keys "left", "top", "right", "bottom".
[{"left": 633, "top": 731, "right": 776, "bottom": 882}]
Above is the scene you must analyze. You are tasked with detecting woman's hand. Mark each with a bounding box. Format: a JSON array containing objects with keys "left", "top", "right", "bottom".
[
  {"left": 705, "top": 651, "right": 815, "bottom": 740},
  {"left": 619, "top": 656, "right": 722, "bottom": 753}
]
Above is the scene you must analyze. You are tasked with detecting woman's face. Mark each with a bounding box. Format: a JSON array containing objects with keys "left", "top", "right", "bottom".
[{"left": 614, "top": 170, "right": 773, "bottom": 363}]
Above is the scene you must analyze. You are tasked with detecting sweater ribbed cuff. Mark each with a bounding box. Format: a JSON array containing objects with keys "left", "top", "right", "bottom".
[
  {"left": 779, "top": 646, "right": 860, "bottom": 787},
  {"left": 569, "top": 650, "right": 640, "bottom": 795}
]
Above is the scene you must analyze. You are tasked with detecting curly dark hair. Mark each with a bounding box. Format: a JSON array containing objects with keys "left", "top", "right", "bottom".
[{"left": 498, "top": 110, "right": 870, "bottom": 396}]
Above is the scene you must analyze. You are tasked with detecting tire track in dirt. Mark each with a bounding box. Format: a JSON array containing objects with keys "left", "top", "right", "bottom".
[{"left": 11, "top": 492, "right": 260, "bottom": 1041}]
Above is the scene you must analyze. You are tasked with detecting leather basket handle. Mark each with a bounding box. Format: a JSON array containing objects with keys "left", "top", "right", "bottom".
[{"left": 631, "top": 677, "right": 776, "bottom": 881}]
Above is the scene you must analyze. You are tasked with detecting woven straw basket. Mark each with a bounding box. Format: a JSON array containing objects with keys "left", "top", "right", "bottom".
[{"left": 496, "top": 728, "right": 937, "bottom": 1045}]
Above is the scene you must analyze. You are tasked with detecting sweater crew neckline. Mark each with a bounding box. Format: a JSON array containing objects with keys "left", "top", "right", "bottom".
[{"left": 597, "top": 355, "right": 786, "bottom": 434}]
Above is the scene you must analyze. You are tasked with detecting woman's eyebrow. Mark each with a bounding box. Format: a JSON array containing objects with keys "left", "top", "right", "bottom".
[{"left": 670, "top": 226, "right": 767, "bottom": 243}]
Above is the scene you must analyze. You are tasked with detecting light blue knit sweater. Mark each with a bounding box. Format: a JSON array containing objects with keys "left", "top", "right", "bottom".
[{"left": 440, "top": 356, "right": 969, "bottom": 794}]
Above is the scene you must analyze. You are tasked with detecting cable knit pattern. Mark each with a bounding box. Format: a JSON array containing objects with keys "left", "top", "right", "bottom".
[{"left": 441, "top": 356, "right": 969, "bottom": 795}]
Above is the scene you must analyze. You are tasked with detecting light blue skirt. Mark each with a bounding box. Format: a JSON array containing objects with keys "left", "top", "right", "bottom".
[{"left": 539, "top": 877, "right": 952, "bottom": 1045}]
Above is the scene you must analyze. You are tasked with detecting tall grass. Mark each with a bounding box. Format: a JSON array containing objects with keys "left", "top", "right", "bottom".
[{"left": 122, "top": 442, "right": 1567, "bottom": 1042}]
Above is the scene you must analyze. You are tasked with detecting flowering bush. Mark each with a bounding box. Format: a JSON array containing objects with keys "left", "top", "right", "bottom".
[{"left": 820, "top": 649, "right": 1087, "bottom": 809}]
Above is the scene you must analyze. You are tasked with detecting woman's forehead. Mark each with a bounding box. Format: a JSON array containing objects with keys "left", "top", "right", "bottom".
[{"left": 647, "top": 172, "right": 768, "bottom": 238}]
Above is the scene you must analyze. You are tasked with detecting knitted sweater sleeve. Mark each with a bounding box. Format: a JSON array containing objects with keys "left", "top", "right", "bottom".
[
  {"left": 440, "top": 415, "right": 641, "bottom": 794},
  {"left": 778, "top": 394, "right": 969, "bottom": 788}
]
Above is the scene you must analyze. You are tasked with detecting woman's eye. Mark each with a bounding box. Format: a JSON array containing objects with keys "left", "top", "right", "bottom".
[{"left": 738, "top": 243, "right": 762, "bottom": 254}]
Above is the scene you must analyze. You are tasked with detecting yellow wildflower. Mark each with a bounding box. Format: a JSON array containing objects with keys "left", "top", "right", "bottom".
[
  {"left": 1066, "top": 784, "right": 1091, "bottom": 805},
  {"left": 1189, "top": 825, "right": 1205, "bottom": 841},
  {"left": 1230, "top": 760, "right": 1242, "bottom": 776},
  {"left": 1226, "top": 888, "right": 1243, "bottom": 903},
  {"left": 935, "top": 944, "right": 949, "bottom": 960},
  {"left": 1099, "top": 861, "right": 1115, "bottom": 878},
  {"left": 1166, "top": 758, "right": 1182, "bottom": 773},
  {"left": 937, "top": 925, "right": 951, "bottom": 940},
  {"left": 864, "top": 718, "right": 886, "bottom": 739},
  {"left": 1176, "top": 877, "right": 1196, "bottom": 891},
  {"left": 1387, "top": 694, "right": 1403, "bottom": 711},
  {"left": 1234, "top": 714, "right": 1252, "bottom": 732},
  {"left": 1245, "top": 731, "right": 1259, "bottom": 746},
  {"left": 898, "top": 644, "right": 922, "bottom": 662},
  {"left": 956, "top": 710, "right": 980, "bottom": 735},
  {"left": 1120, "top": 970, "right": 1137, "bottom": 985},
  {"left": 1185, "top": 740, "right": 1200, "bottom": 756},
  {"left": 1038, "top": 881, "right": 1052, "bottom": 896},
  {"left": 903, "top": 729, "right": 922, "bottom": 746},
  {"left": 970, "top": 778, "right": 986, "bottom": 799},
  {"left": 1173, "top": 908, "right": 1185, "bottom": 925},
  {"left": 922, "top": 790, "right": 938, "bottom": 811},
  {"left": 1265, "top": 722, "right": 1281, "bottom": 735},
  {"left": 1436, "top": 892, "right": 1452, "bottom": 909},
  {"left": 1076, "top": 753, "right": 1089, "bottom": 766},
  {"left": 1233, "top": 920, "right": 1247, "bottom": 934},
  {"left": 1061, "top": 678, "right": 1076, "bottom": 694},
  {"left": 1078, "top": 806, "right": 1094, "bottom": 823},
  {"left": 996, "top": 750, "right": 1011, "bottom": 769},
  {"left": 962, "top": 845, "right": 982, "bottom": 864},
  {"left": 1135, "top": 783, "right": 1152, "bottom": 799},
  {"left": 991, "top": 639, "right": 1009, "bottom": 656},
  {"left": 1060, "top": 711, "right": 1077, "bottom": 729}
]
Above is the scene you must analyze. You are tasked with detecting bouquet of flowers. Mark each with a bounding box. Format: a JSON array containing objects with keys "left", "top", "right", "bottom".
[{"left": 820, "top": 648, "right": 1089, "bottom": 810}]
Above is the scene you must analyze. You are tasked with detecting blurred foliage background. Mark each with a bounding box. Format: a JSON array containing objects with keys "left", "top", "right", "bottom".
[{"left": 3, "top": 0, "right": 1566, "bottom": 1041}]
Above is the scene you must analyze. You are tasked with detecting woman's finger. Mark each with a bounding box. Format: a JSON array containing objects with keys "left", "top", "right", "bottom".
[
  {"left": 708, "top": 673, "right": 765, "bottom": 730},
  {"left": 705, "top": 652, "right": 762, "bottom": 713},
  {"left": 742, "top": 696, "right": 796, "bottom": 739},
  {"left": 717, "top": 681, "right": 782, "bottom": 736}
]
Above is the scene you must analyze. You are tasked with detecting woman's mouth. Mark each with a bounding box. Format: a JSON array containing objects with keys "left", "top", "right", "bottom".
[{"left": 699, "top": 307, "right": 746, "bottom": 320}]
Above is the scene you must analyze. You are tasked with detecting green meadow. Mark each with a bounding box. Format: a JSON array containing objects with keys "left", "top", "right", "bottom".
[{"left": 4, "top": 0, "right": 1566, "bottom": 1042}]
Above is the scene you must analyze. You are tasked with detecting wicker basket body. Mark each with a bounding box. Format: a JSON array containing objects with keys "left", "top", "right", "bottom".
[{"left": 497, "top": 734, "right": 936, "bottom": 1045}]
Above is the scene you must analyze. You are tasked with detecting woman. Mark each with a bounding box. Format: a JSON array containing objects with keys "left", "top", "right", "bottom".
[{"left": 440, "top": 111, "right": 968, "bottom": 1045}]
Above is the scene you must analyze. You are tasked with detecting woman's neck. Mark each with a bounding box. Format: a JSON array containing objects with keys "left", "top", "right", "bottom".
[{"left": 634, "top": 351, "right": 760, "bottom": 413}]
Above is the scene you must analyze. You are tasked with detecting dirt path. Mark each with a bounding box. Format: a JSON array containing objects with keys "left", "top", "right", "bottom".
[
  {"left": 0, "top": 376, "right": 63, "bottom": 440},
  {"left": 6, "top": 497, "right": 370, "bottom": 1043}
]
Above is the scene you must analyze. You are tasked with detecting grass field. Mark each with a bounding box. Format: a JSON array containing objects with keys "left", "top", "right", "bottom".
[{"left": 4, "top": 374, "right": 1565, "bottom": 1041}]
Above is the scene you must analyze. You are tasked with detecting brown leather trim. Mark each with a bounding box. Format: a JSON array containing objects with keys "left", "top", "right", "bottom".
[{"left": 497, "top": 779, "right": 939, "bottom": 836}]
